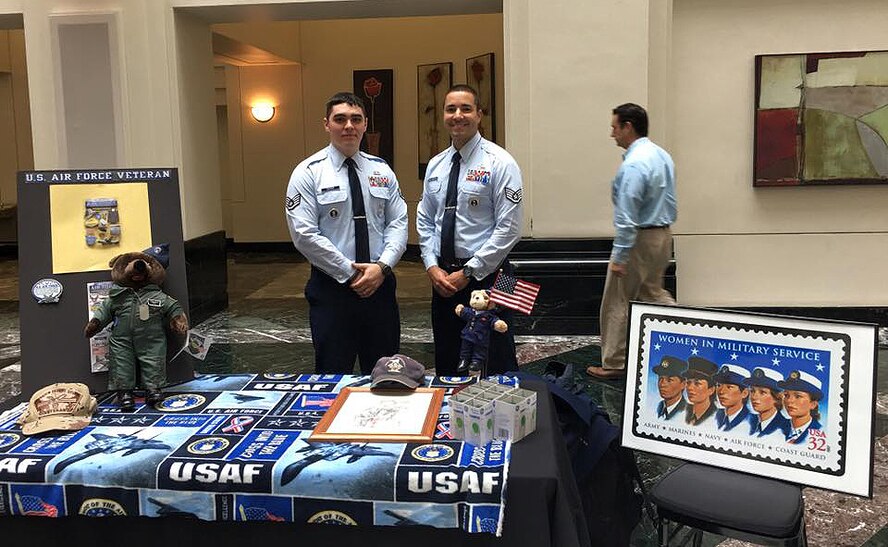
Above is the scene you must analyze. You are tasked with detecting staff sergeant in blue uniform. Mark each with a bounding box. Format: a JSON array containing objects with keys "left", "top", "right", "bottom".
[
  {"left": 588, "top": 103, "right": 677, "bottom": 379},
  {"left": 713, "top": 364, "right": 753, "bottom": 432},
  {"left": 416, "top": 84, "right": 524, "bottom": 375},
  {"left": 744, "top": 367, "right": 791, "bottom": 438},
  {"left": 285, "top": 92, "right": 408, "bottom": 374}
]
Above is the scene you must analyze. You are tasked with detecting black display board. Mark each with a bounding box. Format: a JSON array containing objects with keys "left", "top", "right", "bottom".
[{"left": 17, "top": 168, "right": 192, "bottom": 396}]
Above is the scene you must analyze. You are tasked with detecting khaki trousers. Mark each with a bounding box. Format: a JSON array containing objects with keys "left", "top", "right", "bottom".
[{"left": 600, "top": 227, "right": 676, "bottom": 370}]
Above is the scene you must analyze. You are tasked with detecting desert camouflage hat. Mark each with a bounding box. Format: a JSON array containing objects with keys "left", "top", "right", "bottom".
[{"left": 17, "top": 383, "right": 97, "bottom": 436}]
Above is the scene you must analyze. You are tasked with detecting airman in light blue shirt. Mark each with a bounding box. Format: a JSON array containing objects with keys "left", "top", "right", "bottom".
[
  {"left": 286, "top": 146, "right": 407, "bottom": 284},
  {"left": 417, "top": 131, "right": 523, "bottom": 280}
]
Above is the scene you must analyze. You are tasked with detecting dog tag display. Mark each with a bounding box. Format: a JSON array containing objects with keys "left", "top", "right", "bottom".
[{"left": 139, "top": 304, "right": 149, "bottom": 320}]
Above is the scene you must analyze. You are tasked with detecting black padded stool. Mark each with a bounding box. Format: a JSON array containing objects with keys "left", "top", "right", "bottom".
[{"left": 650, "top": 463, "right": 808, "bottom": 547}]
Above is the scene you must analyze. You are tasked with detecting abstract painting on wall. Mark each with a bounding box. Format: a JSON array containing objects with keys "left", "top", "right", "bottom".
[{"left": 754, "top": 51, "right": 888, "bottom": 186}]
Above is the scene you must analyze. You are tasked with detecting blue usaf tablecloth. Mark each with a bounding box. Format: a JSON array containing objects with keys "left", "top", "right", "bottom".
[{"left": 0, "top": 374, "right": 512, "bottom": 534}]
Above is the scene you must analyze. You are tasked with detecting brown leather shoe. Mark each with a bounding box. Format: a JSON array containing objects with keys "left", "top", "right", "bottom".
[{"left": 585, "top": 366, "right": 627, "bottom": 379}]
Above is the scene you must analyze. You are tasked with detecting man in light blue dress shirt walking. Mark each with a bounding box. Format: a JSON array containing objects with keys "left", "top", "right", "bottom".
[{"left": 588, "top": 103, "right": 677, "bottom": 379}]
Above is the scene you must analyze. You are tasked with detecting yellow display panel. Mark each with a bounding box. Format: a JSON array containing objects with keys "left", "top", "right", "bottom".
[{"left": 50, "top": 183, "right": 153, "bottom": 274}]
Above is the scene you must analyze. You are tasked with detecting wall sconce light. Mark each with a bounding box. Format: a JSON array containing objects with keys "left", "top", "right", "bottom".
[{"left": 251, "top": 104, "right": 275, "bottom": 123}]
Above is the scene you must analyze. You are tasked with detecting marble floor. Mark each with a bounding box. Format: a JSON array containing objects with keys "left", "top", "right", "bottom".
[{"left": 0, "top": 252, "right": 886, "bottom": 546}]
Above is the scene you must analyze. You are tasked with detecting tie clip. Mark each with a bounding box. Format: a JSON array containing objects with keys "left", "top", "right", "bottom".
[
  {"left": 445, "top": 206, "right": 456, "bottom": 210},
  {"left": 353, "top": 215, "right": 367, "bottom": 219}
]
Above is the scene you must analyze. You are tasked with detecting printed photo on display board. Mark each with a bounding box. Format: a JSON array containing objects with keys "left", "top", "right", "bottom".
[
  {"left": 621, "top": 303, "right": 878, "bottom": 497},
  {"left": 49, "top": 183, "right": 153, "bottom": 274}
]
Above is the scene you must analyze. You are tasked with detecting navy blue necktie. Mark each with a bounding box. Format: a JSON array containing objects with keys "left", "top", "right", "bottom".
[
  {"left": 345, "top": 158, "right": 370, "bottom": 263},
  {"left": 440, "top": 151, "right": 461, "bottom": 265}
]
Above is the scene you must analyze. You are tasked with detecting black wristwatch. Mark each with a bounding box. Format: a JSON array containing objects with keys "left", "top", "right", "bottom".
[
  {"left": 376, "top": 261, "right": 392, "bottom": 276},
  {"left": 461, "top": 264, "right": 475, "bottom": 279}
]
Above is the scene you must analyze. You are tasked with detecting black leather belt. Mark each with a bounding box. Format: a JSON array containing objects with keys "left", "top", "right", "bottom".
[
  {"left": 437, "top": 256, "right": 471, "bottom": 272},
  {"left": 639, "top": 225, "right": 670, "bottom": 230}
]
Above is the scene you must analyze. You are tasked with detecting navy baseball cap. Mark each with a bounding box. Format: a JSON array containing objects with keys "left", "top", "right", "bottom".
[
  {"left": 777, "top": 370, "right": 823, "bottom": 400},
  {"left": 143, "top": 243, "right": 170, "bottom": 269},
  {"left": 743, "top": 367, "right": 783, "bottom": 391},
  {"left": 653, "top": 356, "right": 687, "bottom": 377},
  {"left": 682, "top": 357, "right": 718, "bottom": 380},
  {"left": 371, "top": 354, "right": 426, "bottom": 390},
  {"left": 712, "top": 364, "right": 750, "bottom": 386}
]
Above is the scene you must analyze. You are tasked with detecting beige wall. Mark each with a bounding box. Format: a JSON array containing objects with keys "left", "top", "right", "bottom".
[
  {"left": 215, "top": 14, "right": 505, "bottom": 243},
  {"left": 9, "top": 0, "right": 222, "bottom": 240},
  {"left": 0, "top": 29, "right": 31, "bottom": 206},
  {"left": 505, "top": 0, "right": 655, "bottom": 238},
  {"left": 670, "top": 0, "right": 888, "bottom": 306},
  {"left": 223, "top": 63, "right": 305, "bottom": 242}
]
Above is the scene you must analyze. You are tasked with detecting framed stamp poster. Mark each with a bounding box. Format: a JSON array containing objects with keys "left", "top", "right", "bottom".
[
  {"left": 310, "top": 387, "right": 444, "bottom": 443},
  {"left": 622, "top": 303, "right": 878, "bottom": 497}
]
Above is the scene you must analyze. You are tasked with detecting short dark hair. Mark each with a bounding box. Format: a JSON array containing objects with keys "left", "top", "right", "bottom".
[
  {"left": 445, "top": 84, "right": 481, "bottom": 109},
  {"left": 325, "top": 92, "right": 366, "bottom": 118},
  {"left": 612, "top": 103, "right": 649, "bottom": 137}
]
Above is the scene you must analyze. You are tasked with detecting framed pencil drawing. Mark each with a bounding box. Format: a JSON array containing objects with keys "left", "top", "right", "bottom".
[
  {"left": 621, "top": 302, "right": 877, "bottom": 497},
  {"left": 309, "top": 387, "right": 444, "bottom": 443},
  {"left": 417, "top": 62, "right": 453, "bottom": 179}
]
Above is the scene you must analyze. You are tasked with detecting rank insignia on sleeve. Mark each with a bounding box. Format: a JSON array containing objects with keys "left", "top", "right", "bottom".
[
  {"left": 286, "top": 193, "right": 302, "bottom": 210},
  {"left": 504, "top": 187, "right": 523, "bottom": 204}
]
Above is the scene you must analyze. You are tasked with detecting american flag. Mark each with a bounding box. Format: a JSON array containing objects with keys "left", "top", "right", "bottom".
[
  {"left": 240, "top": 505, "right": 285, "bottom": 521},
  {"left": 489, "top": 272, "right": 540, "bottom": 315},
  {"left": 16, "top": 494, "right": 59, "bottom": 517}
]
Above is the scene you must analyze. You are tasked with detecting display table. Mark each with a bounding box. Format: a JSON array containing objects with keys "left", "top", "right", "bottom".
[{"left": 0, "top": 376, "right": 590, "bottom": 547}]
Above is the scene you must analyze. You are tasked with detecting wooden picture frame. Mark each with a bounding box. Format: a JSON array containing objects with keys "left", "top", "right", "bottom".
[
  {"left": 466, "top": 53, "right": 496, "bottom": 143},
  {"left": 309, "top": 387, "right": 444, "bottom": 443},
  {"left": 417, "top": 62, "right": 453, "bottom": 179}
]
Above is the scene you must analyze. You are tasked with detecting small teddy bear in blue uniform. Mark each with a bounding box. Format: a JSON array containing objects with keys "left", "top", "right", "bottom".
[{"left": 455, "top": 290, "right": 508, "bottom": 376}]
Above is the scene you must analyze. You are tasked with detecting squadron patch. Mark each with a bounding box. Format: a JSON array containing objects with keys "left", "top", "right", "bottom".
[
  {"left": 156, "top": 394, "right": 206, "bottom": 412},
  {"left": 411, "top": 444, "right": 455, "bottom": 462},
  {"left": 79, "top": 498, "right": 127, "bottom": 517},
  {"left": 0, "top": 432, "right": 20, "bottom": 449},
  {"left": 308, "top": 510, "right": 357, "bottom": 525},
  {"left": 187, "top": 437, "right": 230, "bottom": 455},
  {"left": 263, "top": 373, "right": 296, "bottom": 380},
  {"left": 286, "top": 193, "right": 301, "bottom": 210},
  {"left": 504, "top": 187, "right": 523, "bottom": 204}
]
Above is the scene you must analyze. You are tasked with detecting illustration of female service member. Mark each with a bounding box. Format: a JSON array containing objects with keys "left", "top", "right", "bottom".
[
  {"left": 744, "top": 367, "right": 791, "bottom": 438},
  {"left": 778, "top": 369, "right": 824, "bottom": 445}
]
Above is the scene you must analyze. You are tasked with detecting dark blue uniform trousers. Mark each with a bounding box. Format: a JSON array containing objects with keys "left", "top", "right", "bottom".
[
  {"left": 431, "top": 261, "right": 517, "bottom": 376},
  {"left": 305, "top": 267, "right": 400, "bottom": 374}
]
